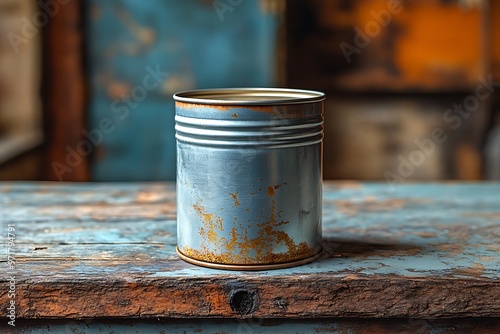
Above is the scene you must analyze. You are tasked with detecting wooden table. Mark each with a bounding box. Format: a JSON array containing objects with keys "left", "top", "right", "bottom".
[{"left": 1, "top": 181, "right": 499, "bottom": 333}]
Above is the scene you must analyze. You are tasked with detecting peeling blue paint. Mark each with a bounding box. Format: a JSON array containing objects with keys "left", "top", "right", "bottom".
[{"left": 1, "top": 182, "right": 499, "bottom": 280}]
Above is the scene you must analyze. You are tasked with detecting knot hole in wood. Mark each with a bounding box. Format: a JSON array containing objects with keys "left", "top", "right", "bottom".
[{"left": 229, "top": 289, "right": 258, "bottom": 315}]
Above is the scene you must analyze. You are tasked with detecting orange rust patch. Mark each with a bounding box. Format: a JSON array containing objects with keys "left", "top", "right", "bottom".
[
  {"left": 180, "top": 242, "right": 316, "bottom": 265},
  {"left": 334, "top": 198, "right": 409, "bottom": 215},
  {"left": 463, "top": 212, "right": 500, "bottom": 219},
  {"left": 188, "top": 183, "right": 314, "bottom": 264},
  {"left": 231, "top": 113, "right": 238, "bottom": 118},
  {"left": 176, "top": 101, "right": 273, "bottom": 113},
  {"left": 175, "top": 101, "right": 321, "bottom": 119},
  {"left": 415, "top": 232, "right": 438, "bottom": 238},
  {"left": 453, "top": 263, "right": 487, "bottom": 279},
  {"left": 229, "top": 192, "right": 240, "bottom": 206},
  {"left": 206, "top": 228, "right": 219, "bottom": 243},
  {"left": 435, "top": 244, "right": 463, "bottom": 256},
  {"left": 135, "top": 191, "right": 163, "bottom": 203},
  {"left": 225, "top": 227, "right": 239, "bottom": 252},
  {"left": 193, "top": 203, "right": 224, "bottom": 246},
  {"left": 267, "top": 184, "right": 280, "bottom": 197}
]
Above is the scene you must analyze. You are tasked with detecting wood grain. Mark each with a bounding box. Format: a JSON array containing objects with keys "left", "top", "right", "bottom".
[{"left": 0, "top": 181, "right": 499, "bottom": 319}]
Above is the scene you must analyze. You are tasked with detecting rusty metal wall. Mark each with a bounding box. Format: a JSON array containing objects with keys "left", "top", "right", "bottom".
[
  {"left": 287, "top": 0, "right": 486, "bottom": 93},
  {"left": 286, "top": 0, "right": 493, "bottom": 180}
]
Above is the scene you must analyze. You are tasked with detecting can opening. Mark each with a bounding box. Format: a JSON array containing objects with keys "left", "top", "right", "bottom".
[{"left": 173, "top": 88, "right": 325, "bottom": 106}]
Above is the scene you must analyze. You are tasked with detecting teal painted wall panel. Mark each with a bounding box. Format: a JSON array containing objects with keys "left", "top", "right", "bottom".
[{"left": 86, "top": 0, "right": 278, "bottom": 181}]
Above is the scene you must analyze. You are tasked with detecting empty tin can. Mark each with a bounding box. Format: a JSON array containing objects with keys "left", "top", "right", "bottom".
[{"left": 174, "top": 88, "right": 325, "bottom": 270}]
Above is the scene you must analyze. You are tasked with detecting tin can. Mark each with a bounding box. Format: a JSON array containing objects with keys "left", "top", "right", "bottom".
[{"left": 173, "top": 88, "right": 325, "bottom": 270}]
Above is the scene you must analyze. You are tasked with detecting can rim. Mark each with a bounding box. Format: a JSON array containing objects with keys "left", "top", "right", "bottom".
[{"left": 173, "top": 87, "right": 325, "bottom": 105}]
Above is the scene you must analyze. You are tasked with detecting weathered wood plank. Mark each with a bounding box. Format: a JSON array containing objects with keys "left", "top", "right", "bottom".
[
  {"left": 0, "top": 182, "right": 176, "bottom": 205},
  {"left": 0, "top": 181, "right": 499, "bottom": 319},
  {"left": 0, "top": 204, "right": 175, "bottom": 223},
  {"left": 1, "top": 220, "right": 175, "bottom": 245}
]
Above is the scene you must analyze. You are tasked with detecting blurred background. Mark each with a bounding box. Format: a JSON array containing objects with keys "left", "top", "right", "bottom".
[{"left": 0, "top": 0, "right": 499, "bottom": 182}]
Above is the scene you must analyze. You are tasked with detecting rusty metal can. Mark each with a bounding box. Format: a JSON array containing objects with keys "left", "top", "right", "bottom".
[{"left": 173, "top": 88, "right": 325, "bottom": 270}]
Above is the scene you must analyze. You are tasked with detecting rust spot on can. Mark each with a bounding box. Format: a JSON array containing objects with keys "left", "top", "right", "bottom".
[
  {"left": 267, "top": 184, "right": 282, "bottom": 197},
  {"left": 229, "top": 192, "right": 240, "bottom": 206},
  {"left": 188, "top": 185, "right": 318, "bottom": 265},
  {"left": 175, "top": 101, "right": 322, "bottom": 119},
  {"left": 180, "top": 242, "right": 317, "bottom": 265}
]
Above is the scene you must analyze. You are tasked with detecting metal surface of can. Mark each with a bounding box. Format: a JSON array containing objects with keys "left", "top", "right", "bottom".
[{"left": 173, "top": 88, "right": 325, "bottom": 270}]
